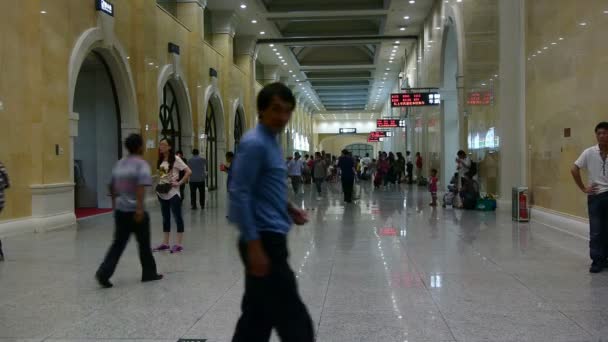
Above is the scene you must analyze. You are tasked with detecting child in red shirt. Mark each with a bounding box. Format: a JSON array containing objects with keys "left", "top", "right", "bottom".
[{"left": 429, "top": 169, "right": 439, "bottom": 207}]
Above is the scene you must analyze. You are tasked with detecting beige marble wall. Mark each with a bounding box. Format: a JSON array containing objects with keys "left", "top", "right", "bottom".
[
  {"left": 0, "top": 0, "right": 310, "bottom": 222},
  {"left": 526, "top": 0, "right": 608, "bottom": 218}
]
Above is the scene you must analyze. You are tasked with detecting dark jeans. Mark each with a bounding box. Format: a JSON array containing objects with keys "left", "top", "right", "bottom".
[
  {"left": 159, "top": 195, "right": 184, "bottom": 233},
  {"left": 314, "top": 178, "right": 324, "bottom": 194},
  {"left": 232, "top": 232, "right": 314, "bottom": 342},
  {"left": 290, "top": 176, "right": 302, "bottom": 194},
  {"left": 342, "top": 177, "right": 354, "bottom": 202},
  {"left": 189, "top": 181, "right": 205, "bottom": 208},
  {"left": 406, "top": 163, "right": 414, "bottom": 183},
  {"left": 97, "top": 211, "right": 158, "bottom": 280},
  {"left": 588, "top": 192, "right": 608, "bottom": 262}
]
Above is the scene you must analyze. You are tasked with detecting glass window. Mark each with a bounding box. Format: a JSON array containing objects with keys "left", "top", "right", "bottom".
[{"left": 345, "top": 144, "right": 373, "bottom": 158}]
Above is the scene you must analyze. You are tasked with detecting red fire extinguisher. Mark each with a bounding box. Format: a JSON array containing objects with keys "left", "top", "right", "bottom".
[{"left": 519, "top": 192, "right": 528, "bottom": 220}]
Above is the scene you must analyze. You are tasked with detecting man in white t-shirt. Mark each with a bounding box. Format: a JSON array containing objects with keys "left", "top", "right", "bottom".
[{"left": 571, "top": 122, "right": 608, "bottom": 273}]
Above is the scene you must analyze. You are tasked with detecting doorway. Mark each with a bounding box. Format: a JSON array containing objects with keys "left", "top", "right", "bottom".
[
  {"left": 205, "top": 101, "right": 218, "bottom": 191},
  {"left": 234, "top": 107, "right": 245, "bottom": 151},
  {"left": 73, "top": 51, "right": 121, "bottom": 212}
]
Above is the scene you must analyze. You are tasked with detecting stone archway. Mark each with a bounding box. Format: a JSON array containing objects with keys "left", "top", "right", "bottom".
[
  {"left": 201, "top": 85, "right": 226, "bottom": 191},
  {"left": 157, "top": 64, "right": 194, "bottom": 155}
]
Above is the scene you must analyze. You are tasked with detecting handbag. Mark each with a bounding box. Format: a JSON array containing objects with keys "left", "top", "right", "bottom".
[{"left": 155, "top": 183, "right": 172, "bottom": 194}]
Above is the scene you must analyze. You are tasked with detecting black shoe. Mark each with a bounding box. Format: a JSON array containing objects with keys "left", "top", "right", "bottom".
[
  {"left": 590, "top": 261, "right": 604, "bottom": 273},
  {"left": 95, "top": 272, "right": 113, "bottom": 288},
  {"left": 142, "top": 274, "right": 164, "bottom": 282}
]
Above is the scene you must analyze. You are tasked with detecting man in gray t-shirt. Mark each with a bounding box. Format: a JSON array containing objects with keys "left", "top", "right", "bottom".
[
  {"left": 96, "top": 134, "right": 162, "bottom": 288},
  {"left": 188, "top": 149, "right": 207, "bottom": 209}
]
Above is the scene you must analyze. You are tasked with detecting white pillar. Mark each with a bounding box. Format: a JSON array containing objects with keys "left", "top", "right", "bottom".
[{"left": 498, "top": 0, "right": 526, "bottom": 201}]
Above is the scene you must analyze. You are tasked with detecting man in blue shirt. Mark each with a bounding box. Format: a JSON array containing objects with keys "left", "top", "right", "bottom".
[
  {"left": 338, "top": 149, "right": 356, "bottom": 203},
  {"left": 229, "top": 83, "right": 313, "bottom": 342}
]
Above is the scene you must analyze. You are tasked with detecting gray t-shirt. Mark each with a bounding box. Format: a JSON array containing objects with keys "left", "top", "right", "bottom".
[
  {"left": 111, "top": 156, "right": 152, "bottom": 212},
  {"left": 188, "top": 155, "right": 208, "bottom": 183}
]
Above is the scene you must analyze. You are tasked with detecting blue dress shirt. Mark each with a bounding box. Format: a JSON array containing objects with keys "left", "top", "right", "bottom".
[{"left": 229, "top": 124, "right": 291, "bottom": 241}]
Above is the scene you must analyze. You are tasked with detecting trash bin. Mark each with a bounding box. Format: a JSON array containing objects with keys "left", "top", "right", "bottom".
[{"left": 512, "top": 187, "right": 529, "bottom": 222}]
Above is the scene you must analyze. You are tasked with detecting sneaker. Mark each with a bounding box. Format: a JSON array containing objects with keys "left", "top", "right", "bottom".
[
  {"left": 170, "top": 245, "right": 183, "bottom": 254},
  {"left": 152, "top": 244, "right": 170, "bottom": 252},
  {"left": 590, "top": 261, "right": 604, "bottom": 273},
  {"left": 142, "top": 274, "right": 164, "bottom": 282},
  {"left": 95, "top": 272, "right": 113, "bottom": 288}
]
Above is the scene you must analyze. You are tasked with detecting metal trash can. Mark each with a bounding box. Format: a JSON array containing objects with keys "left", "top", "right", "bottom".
[{"left": 512, "top": 187, "right": 530, "bottom": 222}]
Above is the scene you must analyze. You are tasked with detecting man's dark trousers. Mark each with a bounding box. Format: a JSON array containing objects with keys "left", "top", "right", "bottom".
[
  {"left": 342, "top": 176, "right": 354, "bottom": 202},
  {"left": 232, "top": 232, "right": 314, "bottom": 342},
  {"left": 189, "top": 181, "right": 205, "bottom": 209},
  {"left": 588, "top": 191, "right": 608, "bottom": 263},
  {"left": 97, "top": 211, "right": 158, "bottom": 280}
]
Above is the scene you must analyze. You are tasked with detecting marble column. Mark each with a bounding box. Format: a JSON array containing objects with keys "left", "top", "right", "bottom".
[{"left": 497, "top": 0, "right": 526, "bottom": 201}]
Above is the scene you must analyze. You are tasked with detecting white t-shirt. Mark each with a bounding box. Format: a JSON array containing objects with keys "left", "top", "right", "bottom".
[
  {"left": 157, "top": 156, "right": 188, "bottom": 200},
  {"left": 361, "top": 157, "right": 371, "bottom": 167},
  {"left": 575, "top": 145, "right": 608, "bottom": 195}
]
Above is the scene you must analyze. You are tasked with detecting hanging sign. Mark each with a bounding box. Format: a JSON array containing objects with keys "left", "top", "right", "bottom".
[
  {"left": 369, "top": 131, "right": 394, "bottom": 138},
  {"left": 95, "top": 0, "right": 114, "bottom": 16},
  {"left": 168, "top": 42, "right": 181, "bottom": 55},
  {"left": 377, "top": 119, "right": 406, "bottom": 128},
  {"left": 390, "top": 92, "right": 440, "bottom": 107},
  {"left": 339, "top": 128, "right": 357, "bottom": 134},
  {"left": 467, "top": 91, "right": 493, "bottom": 105}
]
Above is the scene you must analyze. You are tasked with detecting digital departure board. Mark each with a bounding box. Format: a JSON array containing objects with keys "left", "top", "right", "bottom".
[
  {"left": 367, "top": 136, "right": 385, "bottom": 143},
  {"left": 467, "top": 91, "right": 493, "bottom": 105},
  {"left": 376, "top": 119, "right": 406, "bottom": 128},
  {"left": 390, "top": 92, "right": 441, "bottom": 107},
  {"left": 369, "top": 131, "right": 394, "bottom": 138}
]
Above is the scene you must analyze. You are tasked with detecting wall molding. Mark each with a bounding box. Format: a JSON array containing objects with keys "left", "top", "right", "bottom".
[{"left": 531, "top": 206, "right": 589, "bottom": 240}]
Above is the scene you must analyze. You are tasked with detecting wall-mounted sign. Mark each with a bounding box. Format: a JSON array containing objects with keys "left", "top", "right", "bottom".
[
  {"left": 377, "top": 119, "right": 406, "bottom": 128},
  {"left": 339, "top": 128, "right": 357, "bottom": 134},
  {"left": 168, "top": 42, "right": 180, "bottom": 55},
  {"left": 209, "top": 68, "right": 218, "bottom": 77},
  {"left": 390, "top": 92, "right": 440, "bottom": 107},
  {"left": 95, "top": 0, "right": 114, "bottom": 16},
  {"left": 367, "top": 136, "right": 385, "bottom": 143},
  {"left": 369, "top": 131, "right": 394, "bottom": 138},
  {"left": 467, "top": 91, "right": 493, "bottom": 105}
]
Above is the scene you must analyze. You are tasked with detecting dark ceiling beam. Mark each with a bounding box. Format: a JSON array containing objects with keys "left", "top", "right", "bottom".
[
  {"left": 257, "top": 35, "right": 417, "bottom": 45},
  {"left": 263, "top": 10, "right": 389, "bottom": 19}
]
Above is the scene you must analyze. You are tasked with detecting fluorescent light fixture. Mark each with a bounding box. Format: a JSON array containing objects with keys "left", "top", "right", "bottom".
[
  {"left": 400, "top": 27, "right": 406, "bottom": 31},
  {"left": 269, "top": 44, "right": 274, "bottom": 47}
]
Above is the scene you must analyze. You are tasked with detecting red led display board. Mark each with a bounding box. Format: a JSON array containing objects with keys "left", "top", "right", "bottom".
[
  {"left": 467, "top": 92, "right": 493, "bottom": 105},
  {"left": 390, "top": 92, "right": 441, "bottom": 107},
  {"left": 369, "top": 131, "right": 394, "bottom": 138},
  {"left": 376, "top": 119, "right": 406, "bottom": 128}
]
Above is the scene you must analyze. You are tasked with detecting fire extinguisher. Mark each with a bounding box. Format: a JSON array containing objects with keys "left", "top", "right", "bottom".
[{"left": 519, "top": 192, "right": 528, "bottom": 220}]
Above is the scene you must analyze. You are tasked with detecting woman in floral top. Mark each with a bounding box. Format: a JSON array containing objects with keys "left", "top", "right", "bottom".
[{"left": 153, "top": 138, "right": 191, "bottom": 253}]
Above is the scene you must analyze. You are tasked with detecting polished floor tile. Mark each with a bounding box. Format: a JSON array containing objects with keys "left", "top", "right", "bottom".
[{"left": 0, "top": 183, "right": 601, "bottom": 341}]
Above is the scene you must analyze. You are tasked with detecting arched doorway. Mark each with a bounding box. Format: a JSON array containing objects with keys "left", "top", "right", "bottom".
[
  {"left": 159, "top": 81, "right": 182, "bottom": 150},
  {"left": 73, "top": 51, "right": 121, "bottom": 210},
  {"left": 205, "top": 101, "right": 219, "bottom": 191},
  {"left": 234, "top": 107, "right": 245, "bottom": 151},
  {"left": 345, "top": 143, "right": 373, "bottom": 158}
]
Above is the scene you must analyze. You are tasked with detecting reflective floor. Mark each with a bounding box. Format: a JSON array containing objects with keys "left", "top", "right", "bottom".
[{"left": 1, "top": 182, "right": 607, "bottom": 342}]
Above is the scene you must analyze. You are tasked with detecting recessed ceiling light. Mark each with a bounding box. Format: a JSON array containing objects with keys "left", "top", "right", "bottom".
[
  {"left": 389, "top": 61, "right": 393, "bottom": 63},
  {"left": 386, "top": 68, "right": 390, "bottom": 71},
  {"left": 272, "top": 48, "right": 277, "bottom": 51},
  {"left": 275, "top": 52, "right": 280, "bottom": 55},
  {"left": 457, "top": 0, "right": 462, "bottom": 2},
  {"left": 532, "top": 54, "right": 536, "bottom": 57},
  {"left": 269, "top": 44, "right": 274, "bottom": 47},
  {"left": 579, "top": 22, "right": 587, "bottom": 26},
  {"left": 404, "top": 16, "right": 410, "bottom": 20},
  {"left": 148, "top": 62, "right": 154, "bottom": 66},
  {"left": 551, "top": 42, "right": 557, "bottom": 45},
  {"left": 289, "top": 70, "right": 293, "bottom": 73},
  {"left": 543, "top": 46, "right": 548, "bottom": 49},
  {"left": 394, "top": 40, "right": 400, "bottom": 44},
  {"left": 435, "top": 26, "right": 441, "bottom": 30},
  {"left": 384, "top": 73, "right": 388, "bottom": 75},
  {"left": 251, "top": 19, "right": 257, "bottom": 23},
  {"left": 260, "top": 31, "right": 265, "bottom": 35},
  {"left": 494, "top": 74, "right": 498, "bottom": 77},
  {"left": 40, "top": 10, "right": 47, "bottom": 14},
  {"left": 481, "top": 83, "right": 486, "bottom": 86},
  {"left": 283, "top": 63, "right": 288, "bottom": 65},
  {"left": 240, "top": 4, "right": 247, "bottom": 9},
  {"left": 604, "top": 10, "right": 608, "bottom": 14},
  {"left": 126, "top": 56, "right": 130, "bottom": 59},
  {"left": 400, "top": 27, "right": 406, "bottom": 31},
  {"left": 409, "top": 0, "right": 415, "bottom": 3}
]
